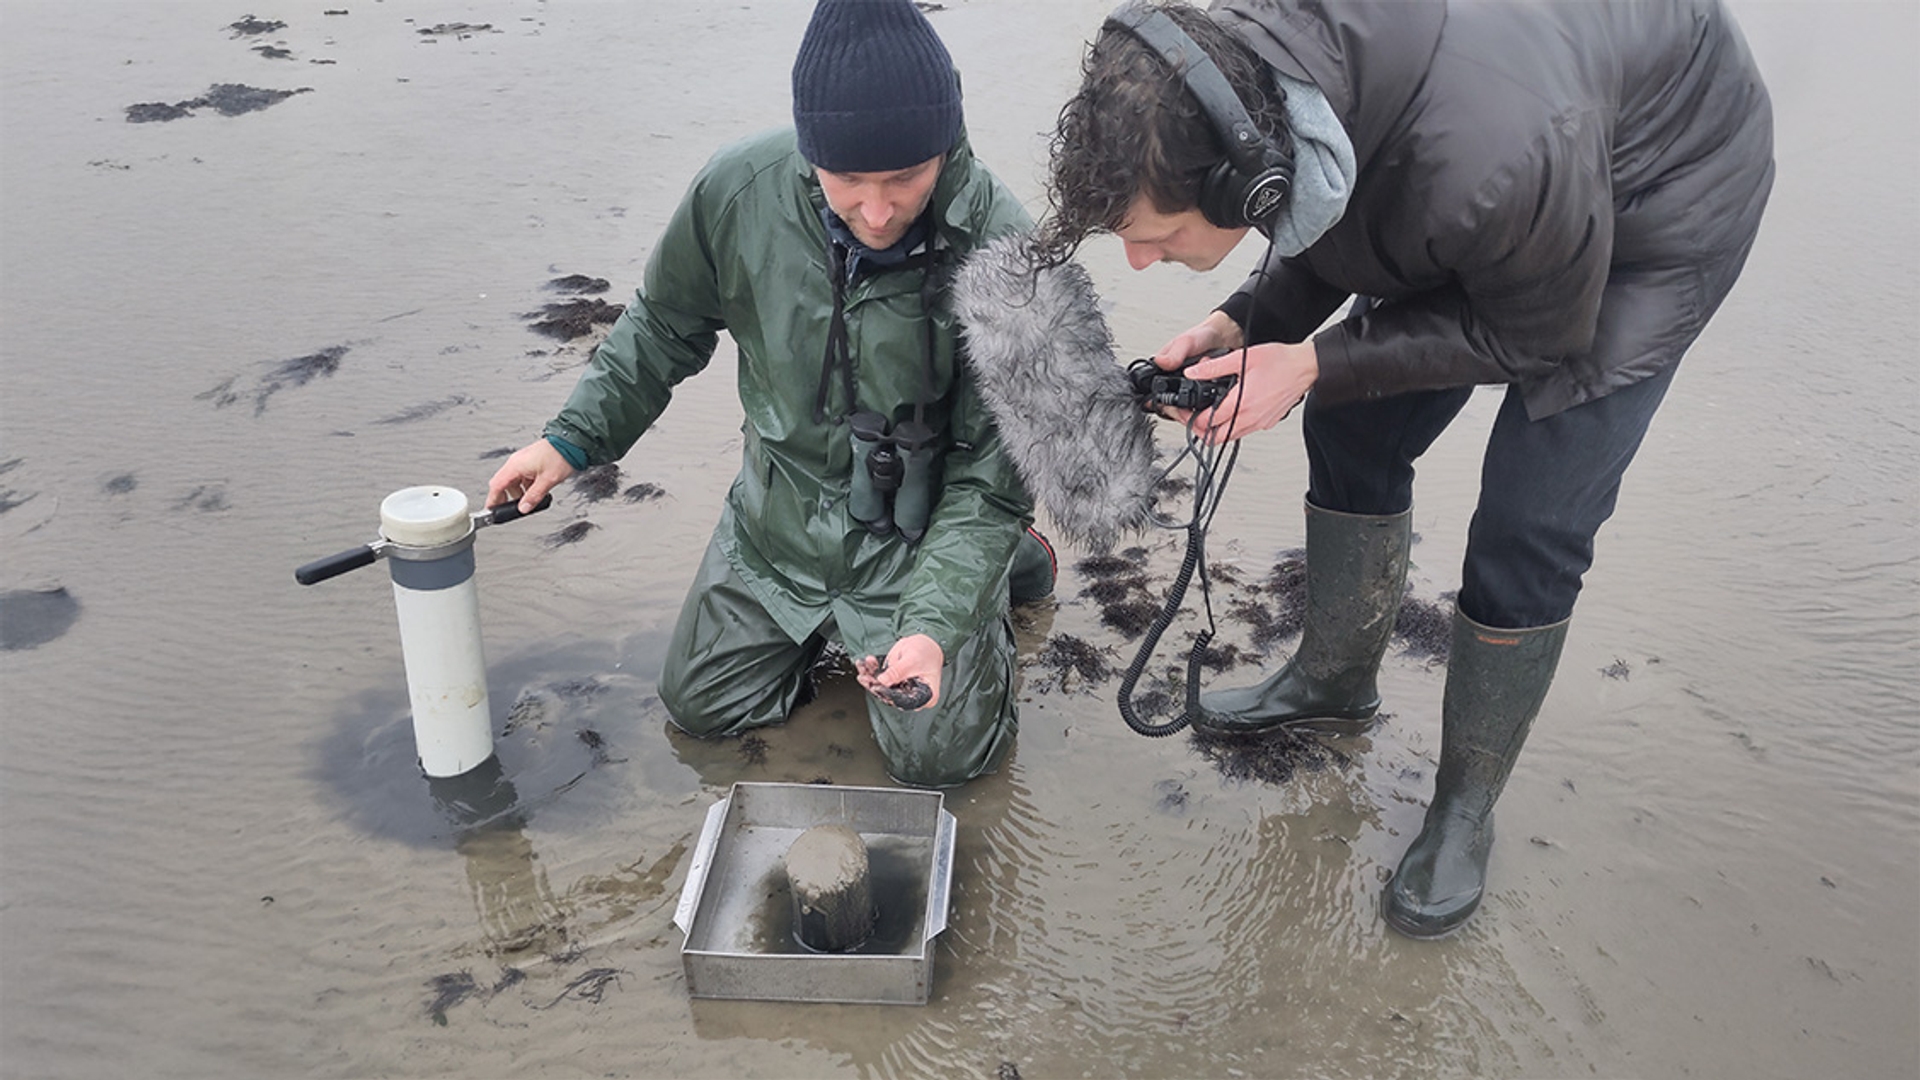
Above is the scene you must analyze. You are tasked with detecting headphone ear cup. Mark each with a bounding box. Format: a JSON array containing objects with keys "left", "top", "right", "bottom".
[
  {"left": 1200, "top": 158, "right": 1291, "bottom": 232},
  {"left": 1197, "top": 156, "right": 1249, "bottom": 230}
]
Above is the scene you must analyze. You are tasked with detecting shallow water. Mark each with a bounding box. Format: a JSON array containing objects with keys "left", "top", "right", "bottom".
[{"left": 2, "top": 2, "right": 1915, "bottom": 1078}]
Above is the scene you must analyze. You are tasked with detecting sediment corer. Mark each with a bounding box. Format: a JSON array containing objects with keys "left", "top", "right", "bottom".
[
  {"left": 294, "top": 486, "right": 551, "bottom": 778},
  {"left": 848, "top": 410, "right": 937, "bottom": 541}
]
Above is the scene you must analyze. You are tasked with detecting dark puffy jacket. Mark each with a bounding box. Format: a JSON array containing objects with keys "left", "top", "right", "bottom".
[{"left": 1214, "top": 0, "right": 1774, "bottom": 418}]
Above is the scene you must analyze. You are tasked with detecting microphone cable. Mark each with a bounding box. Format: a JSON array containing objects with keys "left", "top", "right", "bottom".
[{"left": 1117, "top": 237, "right": 1274, "bottom": 737}]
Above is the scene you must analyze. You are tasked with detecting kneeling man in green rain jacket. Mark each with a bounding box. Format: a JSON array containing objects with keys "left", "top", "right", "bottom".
[{"left": 486, "top": 0, "right": 1052, "bottom": 787}]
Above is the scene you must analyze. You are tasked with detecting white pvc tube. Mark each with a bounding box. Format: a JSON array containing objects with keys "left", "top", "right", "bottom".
[{"left": 381, "top": 487, "right": 495, "bottom": 778}]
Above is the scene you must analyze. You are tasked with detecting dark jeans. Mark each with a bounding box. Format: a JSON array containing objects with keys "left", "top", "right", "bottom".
[{"left": 1302, "top": 362, "right": 1678, "bottom": 629}]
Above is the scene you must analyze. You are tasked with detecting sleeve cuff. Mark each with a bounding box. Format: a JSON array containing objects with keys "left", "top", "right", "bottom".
[{"left": 544, "top": 433, "right": 591, "bottom": 471}]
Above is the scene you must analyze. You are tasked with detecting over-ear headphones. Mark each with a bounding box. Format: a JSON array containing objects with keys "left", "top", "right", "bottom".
[{"left": 1105, "top": 1, "right": 1293, "bottom": 233}]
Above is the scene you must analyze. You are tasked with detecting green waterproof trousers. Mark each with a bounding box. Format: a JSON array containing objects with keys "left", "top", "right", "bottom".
[{"left": 659, "top": 535, "right": 1017, "bottom": 788}]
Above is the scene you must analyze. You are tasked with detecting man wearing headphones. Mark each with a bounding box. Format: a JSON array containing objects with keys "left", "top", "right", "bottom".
[
  {"left": 487, "top": 0, "right": 1056, "bottom": 788},
  {"left": 1038, "top": 1, "right": 1772, "bottom": 936}
]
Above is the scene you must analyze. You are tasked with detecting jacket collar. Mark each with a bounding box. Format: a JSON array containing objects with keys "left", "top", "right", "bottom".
[{"left": 795, "top": 126, "right": 983, "bottom": 243}]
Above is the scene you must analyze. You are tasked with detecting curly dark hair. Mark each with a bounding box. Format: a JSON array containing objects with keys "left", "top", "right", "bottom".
[{"left": 1035, "top": 2, "right": 1289, "bottom": 267}]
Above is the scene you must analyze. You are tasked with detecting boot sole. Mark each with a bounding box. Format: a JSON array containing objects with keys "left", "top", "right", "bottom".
[
  {"left": 1380, "top": 893, "right": 1478, "bottom": 940},
  {"left": 1191, "top": 710, "right": 1379, "bottom": 738}
]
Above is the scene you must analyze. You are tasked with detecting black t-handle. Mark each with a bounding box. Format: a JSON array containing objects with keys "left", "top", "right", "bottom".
[
  {"left": 483, "top": 491, "right": 553, "bottom": 527},
  {"left": 295, "top": 545, "right": 378, "bottom": 586}
]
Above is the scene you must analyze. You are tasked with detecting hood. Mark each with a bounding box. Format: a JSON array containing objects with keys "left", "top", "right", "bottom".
[{"left": 1209, "top": 0, "right": 1445, "bottom": 170}]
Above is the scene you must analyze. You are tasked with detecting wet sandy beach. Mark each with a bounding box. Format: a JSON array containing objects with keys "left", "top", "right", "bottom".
[{"left": 2, "top": 2, "right": 1915, "bottom": 1078}]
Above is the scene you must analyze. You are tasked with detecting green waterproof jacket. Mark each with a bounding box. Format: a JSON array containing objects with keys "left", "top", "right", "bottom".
[{"left": 545, "top": 128, "right": 1035, "bottom": 659}]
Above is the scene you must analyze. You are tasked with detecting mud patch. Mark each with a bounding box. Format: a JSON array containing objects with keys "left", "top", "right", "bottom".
[
  {"left": 126, "top": 83, "right": 312, "bottom": 123},
  {"left": 103, "top": 473, "right": 138, "bottom": 496},
  {"left": 0, "top": 586, "right": 81, "bottom": 651}
]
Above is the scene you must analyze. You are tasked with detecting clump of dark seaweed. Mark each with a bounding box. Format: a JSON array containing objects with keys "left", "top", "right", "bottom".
[
  {"left": 546, "top": 275, "right": 610, "bottom": 294},
  {"left": 425, "top": 971, "right": 481, "bottom": 1026},
  {"left": 738, "top": 735, "right": 770, "bottom": 766},
  {"left": 1219, "top": 551, "right": 1310, "bottom": 651},
  {"left": 523, "top": 298, "right": 624, "bottom": 341},
  {"left": 228, "top": 15, "right": 287, "bottom": 36},
  {"left": 1393, "top": 593, "right": 1453, "bottom": 660},
  {"left": 1026, "top": 633, "right": 1113, "bottom": 691},
  {"left": 198, "top": 345, "right": 346, "bottom": 413},
  {"left": 572, "top": 464, "right": 623, "bottom": 503},
  {"left": 103, "top": 473, "right": 137, "bottom": 495},
  {"left": 576, "top": 728, "right": 614, "bottom": 765},
  {"left": 623, "top": 482, "right": 666, "bottom": 503},
  {"left": 1075, "top": 553, "right": 1134, "bottom": 578},
  {"left": 417, "top": 22, "right": 496, "bottom": 37},
  {"left": 173, "top": 484, "right": 230, "bottom": 513},
  {"left": 253, "top": 45, "right": 294, "bottom": 60},
  {"left": 1084, "top": 575, "right": 1146, "bottom": 606},
  {"left": 1194, "top": 640, "right": 1248, "bottom": 672},
  {"left": 1188, "top": 724, "right": 1350, "bottom": 787},
  {"left": 545, "top": 520, "right": 597, "bottom": 547},
  {"left": 536, "top": 967, "right": 625, "bottom": 1008},
  {"left": 550, "top": 677, "right": 606, "bottom": 701},
  {"left": 1100, "top": 599, "right": 1160, "bottom": 638},
  {"left": 126, "top": 83, "right": 312, "bottom": 122},
  {"left": 375, "top": 395, "right": 472, "bottom": 425},
  {"left": 1153, "top": 778, "right": 1190, "bottom": 814},
  {"left": 501, "top": 691, "right": 547, "bottom": 736},
  {"left": 1074, "top": 547, "right": 1166, "bottom": 639}
]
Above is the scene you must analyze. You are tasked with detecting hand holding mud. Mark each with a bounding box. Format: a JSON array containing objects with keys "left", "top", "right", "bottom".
[
  {"left": 855, "top": 634, "right": 943, "bottom": 711},
  {"left": 1150, "top": 310, "right": 1314, "bottom": 444},
  {"left": 486, "top": 439, "right": 575, "bottom": 514}
]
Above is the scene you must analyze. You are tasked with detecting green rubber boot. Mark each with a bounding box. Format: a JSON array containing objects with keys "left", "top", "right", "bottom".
[
  {"left": 1382, "top": 609, "right": 1569, "bottom": 939},
  {"left": 1195, "top": 502, "right": 1412, "bottom": 736},
  {"left": 1009, "top": 525, "right": 1058, "bottom": 606}
]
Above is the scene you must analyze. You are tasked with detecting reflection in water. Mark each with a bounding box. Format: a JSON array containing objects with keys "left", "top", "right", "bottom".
[{"left": 430, "top": 758, "right": 570, "bottom": 961}]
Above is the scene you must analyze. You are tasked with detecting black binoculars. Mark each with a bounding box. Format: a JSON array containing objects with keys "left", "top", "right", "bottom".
[
  {"left": 1128, "top": 357, "right": 1237, "bottom": 412},
  {"left": 848, "top": 411, "right": 936, "bottom": 542}
]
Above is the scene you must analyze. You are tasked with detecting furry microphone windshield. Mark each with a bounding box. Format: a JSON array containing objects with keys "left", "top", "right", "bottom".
[{"left": 951, "top": 234, "right": 1158, "bottom": 552}]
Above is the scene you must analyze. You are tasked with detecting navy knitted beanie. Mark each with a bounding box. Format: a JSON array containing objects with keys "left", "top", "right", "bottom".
[{"left": 792, "top": 0, "right": 963, "bottom": 172}]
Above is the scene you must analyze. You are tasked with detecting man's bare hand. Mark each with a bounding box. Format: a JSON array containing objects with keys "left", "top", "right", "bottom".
[{"left": 486, "top": 439, "right": 575, "bottom": 514}]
